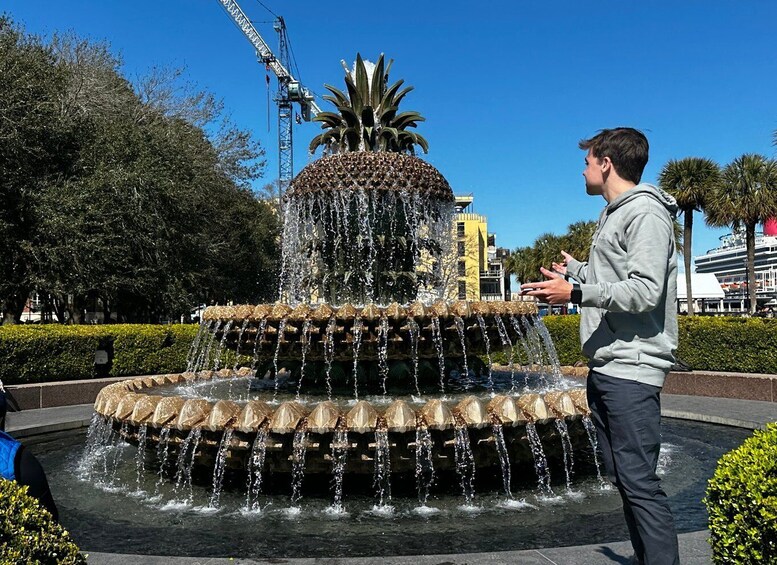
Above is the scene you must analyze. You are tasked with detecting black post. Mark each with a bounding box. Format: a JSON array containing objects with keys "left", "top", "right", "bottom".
[{"left": 94, "top": 337, "right": 114, "bottom": 378}]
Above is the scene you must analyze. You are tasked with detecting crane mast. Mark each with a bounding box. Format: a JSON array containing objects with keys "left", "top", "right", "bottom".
[{"left": 216, "top": 0, "right": 320, "bottom": 194}]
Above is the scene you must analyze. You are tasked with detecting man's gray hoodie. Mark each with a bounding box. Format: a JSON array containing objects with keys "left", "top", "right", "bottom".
[{"left": 566, "top": 183, "right": 678, "bottom": 387}]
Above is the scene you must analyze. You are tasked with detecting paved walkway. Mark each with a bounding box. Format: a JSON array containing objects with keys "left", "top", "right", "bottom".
[
  {"left": 6, "top": 394, "right": 777, "bottom": 565},
  {"left": 83, "top": 529, "right": 712, "bottom": 564}
]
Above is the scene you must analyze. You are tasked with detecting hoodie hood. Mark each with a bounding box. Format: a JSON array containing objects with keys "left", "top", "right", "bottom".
[{"left": 606, "top": 183, "right": 678, "bottom": 218}]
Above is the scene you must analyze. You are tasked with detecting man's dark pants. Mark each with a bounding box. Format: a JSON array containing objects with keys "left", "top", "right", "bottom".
[{"left": 587, "top": 370, "right": 679, "bottom": 565}]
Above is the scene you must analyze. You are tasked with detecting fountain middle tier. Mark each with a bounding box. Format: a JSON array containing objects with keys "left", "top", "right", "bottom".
[
  {"left": 202, "top": 299, "right": 538, "bottom": 362},
  {"left": 93, "top": 373, "right": 589, "bottom": 477}
]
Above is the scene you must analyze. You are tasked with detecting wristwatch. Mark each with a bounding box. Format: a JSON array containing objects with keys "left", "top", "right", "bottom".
[{"left": 570, "top": 283, "right": 582, "bottom": 305}]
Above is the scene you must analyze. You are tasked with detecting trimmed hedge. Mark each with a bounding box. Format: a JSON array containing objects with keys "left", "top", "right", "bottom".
[
  {"left": 489, "top": 314, "right": 777, "bottom": 374},
  {"left": 0, "top": 480, "right": 86, "bottom": 564},
  {"left": 677, "top": 316, "right": 777, "bottom": 374},
  {"left": 705, "top": 423, "right": 777, "bottom": 563},
  {"left": 489, "top": 314, "right": 586, "bottom": 367},
  {"left": 1, "top": 315, "right": 776, "bottom": 385},
  {"left": 0, "top": 324, "right": 198, "bottom": 385}
]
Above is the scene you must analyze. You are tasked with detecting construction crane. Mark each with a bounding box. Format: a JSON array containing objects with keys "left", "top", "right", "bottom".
[{"left": 216, "top": 0, "right": 320, "bottom": 195}]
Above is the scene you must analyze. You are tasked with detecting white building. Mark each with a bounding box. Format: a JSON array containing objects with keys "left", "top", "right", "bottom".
[
  {"left": 693, "top": 219, "right": 777, "bottom": 312},
  {"left": 676, "top": 273, "right": 725, "bottom": 313}
]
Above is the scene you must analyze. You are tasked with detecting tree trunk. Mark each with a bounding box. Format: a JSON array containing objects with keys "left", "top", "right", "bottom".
[
  {"left": 69, "top": 294, "right": 86, "bottom": 324},
  {"left": 746, "top": 224, "right": 757, "bottom": 315},
  {"left": 51, "top": 294, "right": 68, "bottom": 324},
  {"left": 1, "top": 289, "right": 29, "bottom": 325},
  {"left": 684, "top": 209, "right": 694, "bottom": 316}
]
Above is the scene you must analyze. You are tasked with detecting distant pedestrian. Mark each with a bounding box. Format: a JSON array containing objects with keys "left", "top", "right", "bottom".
[{"left": 522, "top": 127, "right": 680, "bottom": 565}]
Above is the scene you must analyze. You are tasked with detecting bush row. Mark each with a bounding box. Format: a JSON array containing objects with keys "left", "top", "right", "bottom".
[
  {"left": 489, "top": 314, "right": 777, "bottom": 374},
  {"left": 0, "top": 324, "right": 198, "bottom": 385},
  {"left": 705, "top": 423, "right": 777, "bottom": 563},
  {"left": 1, "top": 315, "right": 776, "bottom": 385},
  {"left": 0, "top": 480, "right": 85, "bottom": 564}
]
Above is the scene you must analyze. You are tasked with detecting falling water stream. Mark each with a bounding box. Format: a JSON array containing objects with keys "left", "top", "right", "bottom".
[
  {"left": 414, "top": 423, "right": 435, "bottom": 506},
  {"left": 453, "top": 424, "right": 476, "bottom": 507},
  {"left": 291, "top": 427, "right": 309, "bottom": 506},
  {"left": 209, "top": 428, "right": 234, "bottom": 508},
  {"left": 373, "top": 427, "right": 392, "bottom": 509},
  {"left": 331, "top": 427, "right": 349, "bottom": 513},
  {"left": 246, "top": 425, "right": 268, "bottom": 510}
]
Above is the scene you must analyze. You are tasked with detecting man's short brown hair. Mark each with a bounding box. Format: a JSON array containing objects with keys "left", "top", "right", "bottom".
[{"left": 579, "top": 128, "right": 649, "bottom": 184}]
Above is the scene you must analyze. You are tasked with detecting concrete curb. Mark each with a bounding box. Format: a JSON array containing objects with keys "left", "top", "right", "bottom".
[{"left": 82, "top": 530, "right": 713, "bottom": 564}]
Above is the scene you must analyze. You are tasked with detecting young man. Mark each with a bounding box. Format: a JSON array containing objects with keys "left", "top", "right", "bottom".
[{"left": 521, "top": 127, "right": 679, "bottom": 565}]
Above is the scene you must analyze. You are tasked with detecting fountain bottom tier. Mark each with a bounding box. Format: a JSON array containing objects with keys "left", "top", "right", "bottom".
[{"left": 91, "top": 372, "right": 594, "bottom": 499}]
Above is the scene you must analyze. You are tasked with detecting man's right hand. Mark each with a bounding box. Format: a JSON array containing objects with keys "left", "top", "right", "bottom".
[{"left": 552, "top": 250, "right": 576, "bottom": 276}]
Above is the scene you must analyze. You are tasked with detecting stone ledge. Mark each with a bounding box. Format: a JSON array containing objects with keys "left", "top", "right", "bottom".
[
  {"left": 558, "top": 366, "right": 777, "bottom": 403},
  {"left": 664, "top": 371, "right": 776, "bottom": 402},
  {"left": 5, "top": 376, "right": 129, "bottom": 412}
]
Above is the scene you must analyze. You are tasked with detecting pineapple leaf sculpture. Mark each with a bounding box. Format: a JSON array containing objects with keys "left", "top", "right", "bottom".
[{"left": 309, "top": 53, "right": 429, "bottom": 155}]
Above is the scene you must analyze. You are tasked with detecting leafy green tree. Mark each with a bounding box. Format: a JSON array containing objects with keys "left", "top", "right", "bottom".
[
  {"left": 659, "top": 157, "right": 721, "bottom": 316},
  {"left": 0, "top": 18, "right": 276, "bottom": 324},
  {"left": 0, "top": 18, "right": 81, "bottom": 324},
  {"left": 705, "top": 154, "right": 777, "bottom": 315}
]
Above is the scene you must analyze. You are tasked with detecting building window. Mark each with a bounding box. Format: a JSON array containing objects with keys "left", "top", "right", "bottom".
[
  {"left": 457, "top": 241, "right": 466, "bottom": 257},
  {"left": 481, "top": 281, "right": 500, "bottom": 296},
  {"left": 458, "top": 281, "right": 467, "bottom": 299},
  {"left": 456, "top": 222, "right": 465, "bottom": 238},
  {"left": 458, "top": 261, "right": 466, "bottom": 276}
]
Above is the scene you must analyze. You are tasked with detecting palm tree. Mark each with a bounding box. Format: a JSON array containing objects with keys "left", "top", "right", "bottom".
[
  {"left": 704, "top": 154, "right": 777, "bottom": 315},
  {"left": 560, "top": 220, "right": 597, "bottom": 262},
  {"left": 658, "top": 158, "right": 721, "bottom": 316},
  {"left": 309, "top": 53, "right": 428, "bottom": 155},
  {"left": 505, "top": 246, "right": 534, "bottom": 286},
  {"left": 506, "top": 222, "right": 597, "bottom": 285}
]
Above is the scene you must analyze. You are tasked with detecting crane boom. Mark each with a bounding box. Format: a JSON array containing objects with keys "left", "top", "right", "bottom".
[
  {"left": 217, "top": 0, "right": 289, "bottom": 82},
  {"left": 216, "top": 0, "right": 320, "bottom": 193}
]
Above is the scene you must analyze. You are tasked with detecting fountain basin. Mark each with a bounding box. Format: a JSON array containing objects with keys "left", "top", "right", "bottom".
[{"left": 51, "top": 418, "right": 751, "bottom": 558}]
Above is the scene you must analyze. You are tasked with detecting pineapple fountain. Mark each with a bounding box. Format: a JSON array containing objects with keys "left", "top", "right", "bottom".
[{"left": 85, "top": 54, "right": 598, "bottom": 512}]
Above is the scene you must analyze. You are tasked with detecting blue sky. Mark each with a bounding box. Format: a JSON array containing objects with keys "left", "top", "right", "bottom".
[{"left": 7, "top": 1, "right": 777, "bottom": 270}]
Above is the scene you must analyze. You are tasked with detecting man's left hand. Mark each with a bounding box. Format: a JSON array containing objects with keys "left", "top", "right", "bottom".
[{"left": 520, "top": 267, "right": 573, "bottom": 305}]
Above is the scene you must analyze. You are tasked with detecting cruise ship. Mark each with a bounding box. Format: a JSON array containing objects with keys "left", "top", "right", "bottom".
[{"left": 694, "top": 218, "right": 777, "bottom": 310}]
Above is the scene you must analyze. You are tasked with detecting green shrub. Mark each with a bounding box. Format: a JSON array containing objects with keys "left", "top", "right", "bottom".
[
  {"left": 109, "top": 325, "right": 199, "bottom": 377},
  {"left": 541, "top": 315, "right": 586, "bottom": 366},
  {"left": 0, "top": 479, "right": 86, "bottom": 564},
  {"left": 705, "top": 423, "right": 777, "bottom": 563},
  {"left": 677, "top": 316, "right": 777, "bottom": 373},
  {"left": 489, "top": 315, "right": 777, "bottom": 374},
  {"left": 489, "top": 314, "right": 586, "bottom": 367},
  {"left": 1, "top": 314, "right": 777, "bottom": 385},
  {"left": 0, "top": 324, "right": 199, "bottom": 385}
]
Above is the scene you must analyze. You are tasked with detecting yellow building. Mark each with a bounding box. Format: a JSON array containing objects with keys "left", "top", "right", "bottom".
[{"left": 454, "top": 195, "right": 510, "bottom": 301}]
